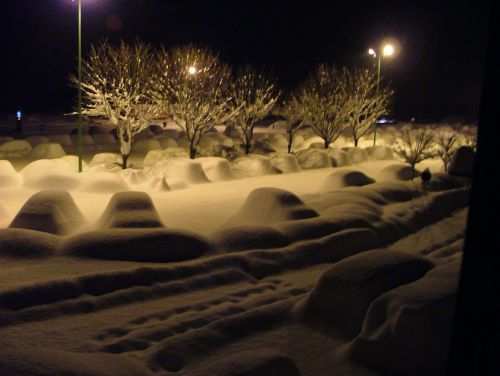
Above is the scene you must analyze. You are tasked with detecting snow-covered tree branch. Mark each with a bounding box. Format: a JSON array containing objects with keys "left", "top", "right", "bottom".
[
  {"left": 274, "top": 95, "right": 306, "bottom": 154},
  {"left": 230, "top": 66, "right": 280, "bottom": 154},
  {"left": 69, "top": 40, "right": 161, "bottom": 169},
  {"left": 155, "top": 45, "right": 236, "bottom": 159}
]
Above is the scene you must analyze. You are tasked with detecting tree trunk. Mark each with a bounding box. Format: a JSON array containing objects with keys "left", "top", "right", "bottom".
[
  {"left": 244, "top": 142, "right": 251, "bottom": 154},
  {"left": 324, "top": 139, "right": 330, "bottom": 149},
  {"left": 121, "top": 154, "right": 129, "bottom": 169},
  {"left": 444, "top": 159, "right": 448, "bottom": 172},
  {"left": 411, "top": 163, "right": 416, "bottom": 181},
  {"left": 354, "top": 137, "right": 359, "bottom": 147},
  {"left": 287, "top": 132, "right": 293, "bottom": 154},
  {"left": 189, "top": 145, "right": 196, "bottom": 159}
]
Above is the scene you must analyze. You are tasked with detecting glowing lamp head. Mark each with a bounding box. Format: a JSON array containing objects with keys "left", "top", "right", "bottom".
[
  {"left": 383, "top": 44, "right": 394, "bottom": 57},
  {"left": 16, "top": 110, "right": 22, "bottom": 120},
  {"left": 368, "top": 48, "right": 376, "bottom": 56},
  {"left": 188, "top": 66, "right": 197, "bottom": 75}
]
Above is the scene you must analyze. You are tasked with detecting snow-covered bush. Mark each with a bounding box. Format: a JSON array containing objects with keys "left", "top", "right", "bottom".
[
  {"left": 393, "top": 125, "right": 437, "bottom": 179},
  {"left": 0, "top": 140, "right": 32, "bottom": 158}
]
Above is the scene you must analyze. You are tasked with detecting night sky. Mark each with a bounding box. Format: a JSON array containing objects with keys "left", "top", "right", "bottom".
[{"left": 0, "top": 0, "right": 491, "bottom": 121}]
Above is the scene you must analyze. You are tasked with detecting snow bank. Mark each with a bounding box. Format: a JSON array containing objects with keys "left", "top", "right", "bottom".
[
  {"left": 133, "top": 139, "right": 162, "bottom": 153},
  {"left": 318, "top": 169, "right": 375, "bottom": 193},
  {"left": 378, "top": 163, "right": 420, "bottom": 181},
  {"left": 344, "top": 147, "right": 369, "bottom": 164},
  {"left": 0, "top": 140, "right": 32, "bottom": 158},
  {"left": 222, "top": 188, "right": 318, "bottom": 227},
  {"left": 25, "top": 135, "right": 50, "bottom": 147},
  {"left": 89, "top": 153, "right": 122, "bottom": 167},
  {"left": 295, "top": 149, "right": 331, "bottom": 169},
  {"left": 301, "top": 136, "right": 325, "bottom": 150},
  {"left": 264, "top": 134, "right": 288, "bottom": 151},
  {"left": 269, "top": 153, "right": 301, "bottom": 173},
  {"left": 296, "top": 249, "right": 434, "bottom": 337},
  {"left": 63, "top": 228, "right": 213, "bottom": 262},
  {"left": 92, "top": 133, "right": 117, "bottom": 145},
  {"left": 448, "top": 146, "right": 474, "bottom": 177},
  {"left": 197, "top": 157, "right": 236, "bottom": 181},
  {"left": 0, "top": 228, "right": 60, "bottom": 258},
  {"left": 71, "top": 134, "right": 95, "bottom": 145},
  {"left": 48, "top": 134, "right": 73, "bottom": 146},
  {"left": 78, "top": 172, "right": 129, "bottom": 193},
  {"left": 163, "top": 129, "right": 181, "bottom": 139},
  {"left": 118, "top": 168, "right": 150, "bottom": 186},
  {"left": 147, "top": 159, "right": 210, "bottom": 184},
  {"left": 365, "top": 145, "right": 394, "bottom": 160},
  {"left": 9, "top": 189, "right": 85, "bottom": 235},
  {"left": 98, "top": 191, "right": 164, "bottom": 229},
  {"left": 0, "top": 136, "right": 14, "bottom": 144},
  {"left": 351, "top": 261, "right": 460, "bottom": 376},
  {"left": 52, "top": 155, "right": 89, "bottom": 172},
  {"left": 30, "top": 143, "right": 66, "bottom": 159},
  {"left": 327, "top": 148, "right": 352, "bottom": 167},
  {"left": 157, "top": 137, "right": 178, "bottom": 149},
  {"left": 143, "top": 148, "right": 189, "bottom": 166},
  {"left": 212, "top": 225, "right": 290, "bottom": 252},
  {"left": 21, "top": 159, "right": 81, "bottom": 190},
  {"left": 0, "top": 160, "right": 21, "bottom": 188},
  {"left": 231, "top": 155, "right": 278, "bottom": 178}
]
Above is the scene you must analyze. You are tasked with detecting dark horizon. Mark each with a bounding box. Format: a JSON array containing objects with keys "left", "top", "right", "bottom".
[{"left": 0, "top": 0, "right": 491, "bottom": 121}]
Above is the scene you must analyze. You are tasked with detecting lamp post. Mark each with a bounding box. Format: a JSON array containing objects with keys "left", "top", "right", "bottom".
[
  {"left": 72, "top": 0, "right": 83, "bottom": 172},
  {"left": 368, "top": 43, "right": 394, "bottom": 145}
]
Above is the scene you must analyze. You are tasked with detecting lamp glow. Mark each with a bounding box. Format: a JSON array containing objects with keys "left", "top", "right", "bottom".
[
  {"left": 188, "top": 66, "right": 197, "bottom": 75},
  {"left": 383, "top": 44, "right": 394, "bottom": 57},
  {"left": 368, "top": 48, "right": 376, "bottom": 56}
]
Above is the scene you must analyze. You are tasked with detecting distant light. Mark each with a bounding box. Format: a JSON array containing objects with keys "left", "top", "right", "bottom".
[
  {"left": 368, "top": 48, "right": 376, "bottom": 56},
  {"left": 16, "top": 110, "right": 22, "bottom": 120},
  {"left": 188, "top": 66, "right": 197, "bottom": 75},
  {"left": 383, "top": 44, "right": 394, "bottom": 57}
]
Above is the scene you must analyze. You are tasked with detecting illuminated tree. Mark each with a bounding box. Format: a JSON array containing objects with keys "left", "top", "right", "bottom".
[
  {"left": 70, "top": 40, "right": 161, "bottom": 169},
  {"left": 230, "top": 66, "right": 280, "bottom": 154},
  {"left": 342, "top": 68, "right": 393, "bottom": 146},
  {"left": 274, "top": 95, "right": 307, "bottom": 153},
  {"left": 435, "top": 128, "right": 463, "bottom": 172},
  {"left": 393, "top": 125, "right": 437, "bottom": 179},
  {"left": 156, "top": 45, "right": 235, "bottom": 159},
  {"left": 299, "top": 64, "right": 348, "bottom": 148}
]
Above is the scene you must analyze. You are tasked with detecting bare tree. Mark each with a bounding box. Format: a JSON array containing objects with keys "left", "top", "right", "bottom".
[
  {"left": 70, "top": 40, "right": 161, "bottom": 169},
  {"left": 342, "top": 68, "right": 393, "bottom": 146},
  {"left": 299, "top": 64, "right": 348, "bottom": 148},
  {"left": 274, "top": 96, "right": 306, "bottom": 153},
  {"left": 155, "top": 45, "right": 235, "bottom": 159},
  {"left": 436, "top": 127, "right": 463, "bottom": 172},
  {"left": 230, "top": 66, "right": 280, "bottom": 154},
  {"left": 393, "top": 125, "right": 437, "bottom": 179}
]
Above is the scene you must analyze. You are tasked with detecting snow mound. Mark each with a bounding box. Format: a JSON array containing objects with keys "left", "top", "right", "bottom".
[
  {"left": 378, "top": 163, "right": 421, "bottom": 181},
  {"left": 21, "top": 160, "right": 81, "bottom": 190},
  {"left": 163, "top": 129, "right": 181, "bottom": 139},
  {"left": 71, "top": 134, "right": 95, "bottom": 145},
  {"left": 269, "top": 153, "right": 301, "bottom": 173},
  {"left": 365, "top": 145, "right": 394, "bottom": 160},
  {"left": 231, "top": 155, "right": 278, "bottom": 178},
  {"left": 0, "top": 140, "right": 32, "bottom": 158},
  {"left": 197, "top": 157, "right": 236, "bottom": 181},
  {"left": 296, "top": 249, "right": 434, "bottom": 337},
  {"left": 222, "top": 188, "right": 318, "bottom": 227},
  {"left": 344, "top": 147, "right": 369, "bottom": 163},
  {"left": 54, "top": 155, "right": 89, "bottom": 172},
  {"left": 9, "top": 189, "right": 85, "bottom": 235},
  {"left": 448, "top": 146, "right": 474, "bottom": 177},
  {"left": 212, "top": 225, "right": 290, "bottom": 252},
  {"left": 0, "top": 160, "right": 21, "bottom": 188},
  {"left": 276, "top": 217, "right": 341, "bottom": 242},
  {"left": 143, "top": 148, "right": 189, "bottom": 166},
  {"left": 301, "top": 136, "right": 325, "bottom": 149},
  {"left": 78, "top": 172, "right": 129, "bottom": 193},
  {"left": 0, "top": 228, "right": 60, "bottom": 258},
  {"left": 295, "top": 149, "right": 332, "bottom": 169},
  {"left": 25, "top": 135, "right": 50, "bottom": 146},
  {"left": 48, "top": 134, "right": 73, "bottom": 146},
  {"left": 92, "top": 133, "right": 117, "bottom": 145},
  {"left": 318, "top": 169, "right": 375, "bottom": 193},
  {"left": 264, "top": 134, "right": 288, "bottom": 151},
  {"left": 427, "top": 172, "right": 468, "bottom": 191},
  {"left": 147, "top": 159, "right": 210, "bottom": 184},
  {"left": 351, "top": 261, "right": 460, "bottom": 376},
  {"left": 157, "top": 137, "right": 178, "bottom": 149},
  {"left": 327, "top": 148, "right": 352, "bottom": 167},
  {"left": 98, "top": 191, "right": 164, "bottom": 229},
  {"left": 0, "top": 136, "right": 14, "bottom": 144},
  {"left": 30, "top": 143, "right": 66, "bottom": 159},
  {"left": 63, "top": 228, "right": 213, "bottom": 262},
  {"left": 89, "top": 153, "right": 122, "bottom": 167},
  {"left": 118, "top": 168, "right": 150, "bottom": 186},
  {"left": 133, "top": 139, "right": 162, "bottom": 153}
]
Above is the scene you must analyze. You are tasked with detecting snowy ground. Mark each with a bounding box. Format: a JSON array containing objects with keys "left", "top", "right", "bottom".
[{"left": 0, "top": 147, "right": 469, "bottom": 375}]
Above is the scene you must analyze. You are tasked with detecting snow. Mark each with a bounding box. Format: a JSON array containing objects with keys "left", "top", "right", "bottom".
[
  {"left": 29, "top": 142, "right": 66, "bottom": 159},
  {"left": 317, "top": 169, "right": 375, "bottom": 192},
  {"left": 25, "top": 135, "right": 50, "bottom": 147},
  {"left": 0, "top": 139, "right": 471, "bottom": 375},
  {"left": 71, "top": 133, "right": 96, "bottom": 145},
  {"left": 269, "top": 153, "right": 301, "bottom": 173},
  {"left": 448, "top": 145, "right": 475, "bottom": 176},
  {"left": 327, "top": 148, "right": 352, "bottom": 167},
  {"left": 132, "top": 139, "right": 162, "bottom": 153},
  {"left": 48, "top": 134, "right": 74, "bottom": 146},
  {"left": 295, "top": 149, "right": 332, "bottom": 169},
  {"left": 364, "top": 145, "right": 394, "bottom": 160},
  {"left": 231, "top": 154, "right": 278, "bottom": 178},
  {"left": 377, "top": 163, "right": 420, "bottom": 181},
  {"left": 0, "top": 140, "right": 32, "bottom": 158},
  {"left": 0, "top": 160, "right": 21, "bottom": 188},
  {"left": 344, "top": 146, "right": 369, "bottom": 163},
  {"left": 156, "top": 137, "right": 178, "bottom": 149}
]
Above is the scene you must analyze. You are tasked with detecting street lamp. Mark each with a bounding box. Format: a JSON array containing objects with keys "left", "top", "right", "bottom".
[
  {"left": 188, "top": 66, "right": 197, "bottom": 75},
  {"left": 72, "top": 0, "right": 84, "bottom": 172},
  {"left": 368, "top": 43, "right": 395, "bottom": 145}
]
